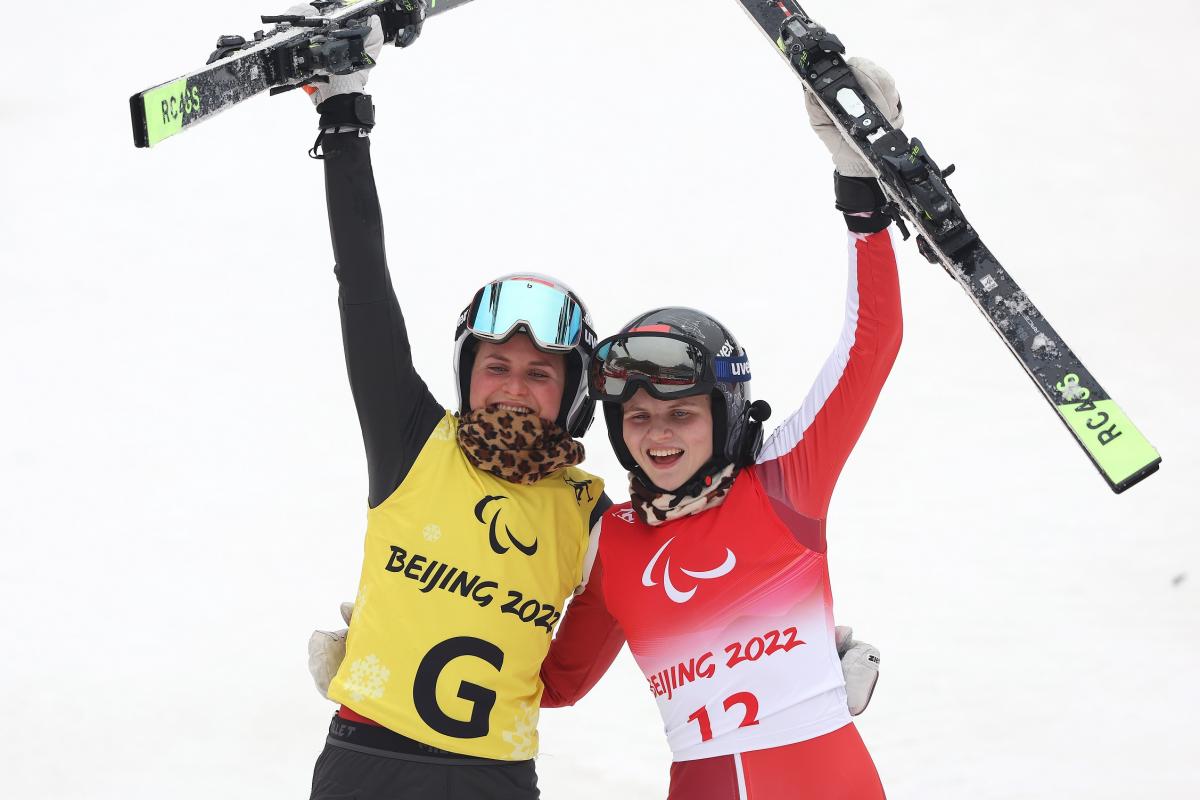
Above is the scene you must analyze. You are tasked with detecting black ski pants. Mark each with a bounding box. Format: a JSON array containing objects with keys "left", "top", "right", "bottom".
[{"left": 310, "top": 742, "right": 540, "bottom": 800}]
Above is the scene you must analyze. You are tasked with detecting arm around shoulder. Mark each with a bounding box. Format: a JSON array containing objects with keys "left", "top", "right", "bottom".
[{"left": 540, "top": 512, "right": 626, "bottom": 708}]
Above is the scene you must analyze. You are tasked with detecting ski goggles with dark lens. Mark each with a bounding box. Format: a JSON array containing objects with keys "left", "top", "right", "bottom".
[
  {"left": 590, "top": 332, "right": 750, "bottom": 403},
  {"left": 459, "top": 277, "right": 595, "bottom": 353}
]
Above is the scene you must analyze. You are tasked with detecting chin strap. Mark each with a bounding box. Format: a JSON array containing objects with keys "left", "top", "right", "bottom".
[{"left": 672, "top": 457, "right": 736, "bottom": 500}]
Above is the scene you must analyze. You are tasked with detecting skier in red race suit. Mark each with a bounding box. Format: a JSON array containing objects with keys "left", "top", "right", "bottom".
[{"left": 537, "top": 59, "right": 905, "bottom": 799}]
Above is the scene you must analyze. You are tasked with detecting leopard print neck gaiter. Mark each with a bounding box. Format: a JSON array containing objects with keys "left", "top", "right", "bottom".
[{"left": 457, "top": 406, "right": 585, "bottom": 485}]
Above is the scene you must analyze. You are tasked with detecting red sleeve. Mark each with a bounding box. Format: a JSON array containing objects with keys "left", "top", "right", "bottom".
[
  {"left": 539, "top": 555, "right": 626, "bottom": 708},
  {"left": 756, "top": 229, "right": 903, "bottom": 519}
]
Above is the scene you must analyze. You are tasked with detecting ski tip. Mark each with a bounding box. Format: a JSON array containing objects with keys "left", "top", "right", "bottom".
[
  {"left": 129, "top": 78, "right": 194, "bottom": 149},
  {"left": 130, "top": 93, "right": 150, "bottom": 149},
  {"left": 1110, "top": 457, "right": 1161, "bottom": 495}
]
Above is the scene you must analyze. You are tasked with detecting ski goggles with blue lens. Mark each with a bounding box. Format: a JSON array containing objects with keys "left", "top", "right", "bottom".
[
  {"left": 459, "top": 277, "right": 595, "bottom": 353},
  {"left": 589, "top": 332, "right": 750, "bottom": 403}
]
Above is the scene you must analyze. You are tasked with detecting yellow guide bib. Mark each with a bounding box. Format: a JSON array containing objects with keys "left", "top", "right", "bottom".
[{"left": 329, "top": 412, "right": 603, "bottom": 760}]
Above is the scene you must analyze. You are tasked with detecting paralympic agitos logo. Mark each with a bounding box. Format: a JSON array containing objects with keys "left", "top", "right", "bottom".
[
  {"left": 642, "top": 536, "right": 736, "bottom": 603},
  {"left": 474, "top": 495, "right": 538, "bottom": 556}
]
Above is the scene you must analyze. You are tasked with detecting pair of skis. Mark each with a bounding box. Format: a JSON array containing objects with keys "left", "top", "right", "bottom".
[
  {"left": 129, "top": 0, "right": 1161, "bottom": 493},
  {"left": 129, "top": 0, "right": 473, "bottom": 148}
]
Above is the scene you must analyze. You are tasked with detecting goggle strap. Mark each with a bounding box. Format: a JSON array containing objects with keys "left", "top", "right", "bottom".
[{"left": 713, "top": 356, "right": 751, "bottom": 382}]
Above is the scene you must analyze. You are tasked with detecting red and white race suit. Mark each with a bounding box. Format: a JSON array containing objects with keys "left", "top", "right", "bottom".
[{"left": 541, "top": 228, "right": 902, "bottom": 796}]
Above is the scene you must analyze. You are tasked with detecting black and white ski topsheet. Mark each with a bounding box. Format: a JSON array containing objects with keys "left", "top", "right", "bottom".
[
  {"left": 130, "top": 0, "right": 475, "bottom": 148},
  {"left": 732, "top": 0, "right": 1158, "bottom": 493}
]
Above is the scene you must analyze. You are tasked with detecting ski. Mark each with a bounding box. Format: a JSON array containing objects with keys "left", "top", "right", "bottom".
[
  {"left": 130, "top": 0, "right": 476, "bottom": 149},
  {"left": 731, "top": 0, "right": 1159, "bottom": 493}
]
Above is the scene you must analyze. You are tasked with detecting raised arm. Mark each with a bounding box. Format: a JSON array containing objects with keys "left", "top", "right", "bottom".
[
  {"left": 755, "top": 59, "right": 906, "bottom": 521},
  {"left": 755, "top": 182, "right": 902, "bottom": 520},
  {"left": 318, "top": 94, "right": 444, "bottom": 508}
]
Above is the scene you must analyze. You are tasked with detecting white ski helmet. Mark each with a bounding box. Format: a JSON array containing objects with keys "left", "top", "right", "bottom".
[{"left": 453, "top": 273, "right": 597, "bottom": 437}]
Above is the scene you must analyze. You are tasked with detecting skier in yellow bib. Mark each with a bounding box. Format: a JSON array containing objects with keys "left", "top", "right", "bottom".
[{"left": 297, "top": 12, "right": 617, "bottom": 799}]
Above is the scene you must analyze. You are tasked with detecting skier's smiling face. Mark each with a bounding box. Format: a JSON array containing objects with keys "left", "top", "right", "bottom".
[
  {"left": 622, "top": 390, "right": 714, "bottom": 492},
  {"left": 469, "top": 335, "right": 566, "bottom": 423}
]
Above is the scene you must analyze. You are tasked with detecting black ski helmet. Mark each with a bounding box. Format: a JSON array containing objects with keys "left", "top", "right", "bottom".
[
  {"left": 453, "top": 273, "right": 596, "bottom": 437},
  {"left": 591, "top": 307, "right": 770, "bottom": 485}
]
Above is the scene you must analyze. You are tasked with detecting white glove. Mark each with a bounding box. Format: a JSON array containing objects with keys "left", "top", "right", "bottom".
[
  {"left": 308, "top": 601, "right": 355, "bottom": 698},
  {"left": 286, "top": 3, "right": 385, "bottom": 107},
  {"left": 805, "top": 58, "right": 904, "bottom": 178},
  {"left": 836, "top": 625, "right": 880, "bottom": 716}
]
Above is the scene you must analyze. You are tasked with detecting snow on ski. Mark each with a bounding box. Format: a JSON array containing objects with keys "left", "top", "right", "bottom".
[
  {"left": 130, "top": 0, "right": 476, "bottom": 148},
  {"left": 730, "top": 0, "right": 1159, "bottom": 493}
]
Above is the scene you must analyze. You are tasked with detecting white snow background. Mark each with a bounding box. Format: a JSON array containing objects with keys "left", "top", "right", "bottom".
[{"left": 2, "top": 0, "right": 1197, "bottom": 797}]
